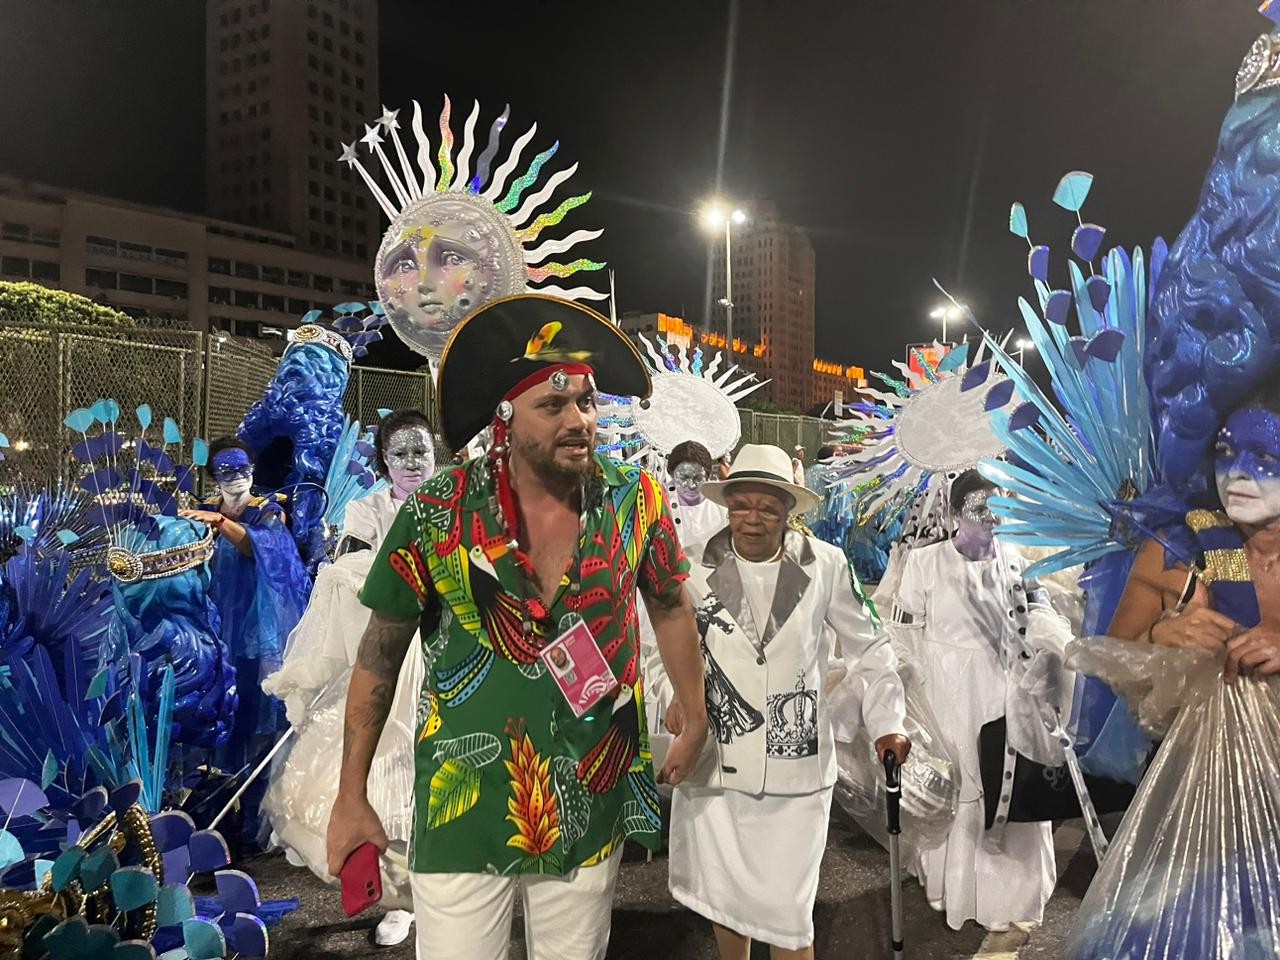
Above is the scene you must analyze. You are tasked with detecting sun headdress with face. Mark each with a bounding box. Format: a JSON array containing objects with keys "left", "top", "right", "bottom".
[{"left": 342, "top": 98, "right": 607, "bottom": 363}]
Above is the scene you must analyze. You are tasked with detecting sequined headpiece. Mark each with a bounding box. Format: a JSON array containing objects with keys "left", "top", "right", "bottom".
[{"left": 285, "top": 323, "right": 354, "bottom": 364}]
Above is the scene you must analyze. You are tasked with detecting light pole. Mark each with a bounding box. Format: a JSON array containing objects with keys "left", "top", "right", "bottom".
[
  {"left": 1013, "top": 338, "right": 1035, "bottom": 364},
  {"left": 704, "top": 205, "right": 747, "bottom": 345},
  {"left": 930, "top": 304, "right": 964, "bottom": 344}
]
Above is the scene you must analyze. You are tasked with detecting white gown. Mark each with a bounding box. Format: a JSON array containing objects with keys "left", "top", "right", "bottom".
[
  {"left": 893, "top": 540, "right": 1056, "bottom": 931},
  {"left": 262, "top": 489, "right": 423, "bottom": 908}
]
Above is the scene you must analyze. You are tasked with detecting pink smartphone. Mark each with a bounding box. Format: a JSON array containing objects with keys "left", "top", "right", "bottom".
[{"left": 340, "top": 842, "right": 383, "bottom": 918}]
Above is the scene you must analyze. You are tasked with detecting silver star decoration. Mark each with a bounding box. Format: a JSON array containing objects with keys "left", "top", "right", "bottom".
[
  {"left": 337, "top": 142, "right": 360, "bottom": 165},
  {"left": 378, "top": 105, "right": 400, "bottom": 130},
  {"left": 361, "top": 123, "right": 383, "bottom": 150}
]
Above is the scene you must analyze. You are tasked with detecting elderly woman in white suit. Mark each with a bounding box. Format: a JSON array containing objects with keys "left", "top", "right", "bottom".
[{"left": 666, "top": 444, "right": 911, "bottom": 960}]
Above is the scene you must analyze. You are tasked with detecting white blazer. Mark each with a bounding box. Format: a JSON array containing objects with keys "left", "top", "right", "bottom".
[{"left": 683, "top": 527, "right": 906, "bottom": 796}]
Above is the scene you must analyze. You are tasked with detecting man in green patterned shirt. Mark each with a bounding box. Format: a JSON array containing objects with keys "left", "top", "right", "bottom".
[{"left": 327, "top": 295, "right": 709, "bottom": 960}]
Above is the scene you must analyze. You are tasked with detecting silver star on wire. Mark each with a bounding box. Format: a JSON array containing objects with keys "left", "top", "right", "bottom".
[
  {"left": 337, "top": 142, "right": 360, "bottom": 165},
  {"left": 361, "top": 123, "right": 383, "bottom": 150},
  {"left": 378, "top": 105, "right": 400, "bottom": 130}
]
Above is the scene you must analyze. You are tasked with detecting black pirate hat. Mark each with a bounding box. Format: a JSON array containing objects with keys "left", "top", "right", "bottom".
[{"left": 437, "top": 294, "right": 652, "bottom": 451}]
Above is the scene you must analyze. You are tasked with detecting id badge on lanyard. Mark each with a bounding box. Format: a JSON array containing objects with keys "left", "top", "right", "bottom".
[{"left": 539, "top": 614, "right": 618, "bottom": 717}]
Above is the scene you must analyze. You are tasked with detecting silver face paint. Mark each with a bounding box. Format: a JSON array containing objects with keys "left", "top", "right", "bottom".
[
  {"left": 959, "top": 488, "right": 997, "bottom": 528},
  {"left": 385, "top": 426, "right": 434, "bottom": 500}
]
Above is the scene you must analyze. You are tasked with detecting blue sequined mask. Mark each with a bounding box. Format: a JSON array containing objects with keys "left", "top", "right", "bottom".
[
  {"left": 1215, "top": 408, "right": 1280, "bottom": 483},
  {"left": 212, "top": 448, "right": 254, "bottom": 483}
]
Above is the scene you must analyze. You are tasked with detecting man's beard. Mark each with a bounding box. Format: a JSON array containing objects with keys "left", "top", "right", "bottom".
[{"left": 510, "top": 428, "right": 596, "bottom": 487}]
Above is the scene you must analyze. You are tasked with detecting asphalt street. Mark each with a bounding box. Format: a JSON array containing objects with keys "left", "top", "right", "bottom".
[{"left": 254, "top": 810, "right": 1096, "bottom": 959}]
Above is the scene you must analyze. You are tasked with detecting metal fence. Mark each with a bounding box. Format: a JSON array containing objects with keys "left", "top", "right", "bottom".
[
  {"left": 0, "top": 319, "right": 831, "bottom": 485},
  {"left": 738, "top": 410, "right": 829, "bottom": 460}
]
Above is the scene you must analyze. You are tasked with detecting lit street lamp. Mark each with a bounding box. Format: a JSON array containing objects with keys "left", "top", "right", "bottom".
[
  {"left": 703, "top": 204, "right": 748, "bottom": 346},
  {"left": 1013, "top": 337, "right": 1035, "bottom": 364},
  {"left": 929, "top": 304, "right": 965, "bottom": 343}
]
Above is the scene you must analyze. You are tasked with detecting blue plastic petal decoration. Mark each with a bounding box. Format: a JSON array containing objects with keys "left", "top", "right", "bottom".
[
  {"left": 156, "top": 949, "right": 188, "bottom": 960},
  {"left": 91, "top": 399, "right": 114, "bottom": 425},
  {"left": 105, "top": 400, "right": 121, "bottom": 423},
  {"left": 42, "top": 916, "right": 90, "bottom": 959},
  {"left": 41, "top": 750, "right": 58, "bottom": 790},
  {"left": 983, "top": 379, "right": 1017, "bottom": 411},
  {"left": 150, "top": 811, "right": 195, "bottom": 853},
  {"left": 1069, "top": 337, "right": 1091, "bottom": 366},
  {"left": 960, "top": 361, "right": 991, "bottom": 392},
  {"left": 1008, "top": 402, "right": 1041, "bottom": 431},
  {"left": 192, "top": 438, "right": 209, "bottom": 467},
  {"left": 1086, "top": 329, "right": 1126, "bottom": 363},
  {"left": 354, "top": 439, "right": 376, "bottom": 457},
  {"left": 376, "top": 407, "right": 393, "bottom": 418},
  {"left": 64, "top": 409, "right": 95, "bottom": 433},
  {"left": 14, "top": 525, "right": 36, "bottom": 542},
  {"left": 1028, "top": 245, "right": 1050, "bottom": 282},
  {"left": 162, "top": 845, "right": 191, "bottom": 882},
  {"left": 1085, "top": 275, "right": 1111, "bottom": 313},
  {"left": 80, "top": 846, "right": 120, "bottom": 893},
  {"left": 162, "top": 418, "right": 182, "bottom": 446},
  {"left": 1044, "top": 289, "right": 1072, "bottom": 326},
  {"left": 0, "top": 829, "right": 23, "bottom": 871},
  {"left": 182, "top": 918, "right": 227, "bottom": 960},
  {"left": 215, "top": 871, "right": 261, "bottom": 914},
  {"left": 156, "top": 884, "right": 197, "bottom": 927},
  {"left": 0, "top": 778, "right": 49, "bottom": 817},
  {"left": 0, "top": 432, "right": 8, "bottom": 447},
  {"left": 188, "top": 830, "right": 231, "bottom": 873},
  {"left": 110, "top": 781, "right": 143, "bottom": 815},
  {"left": 1009, "top": 202, "right": 1029, "bottom": 239},
  {"left": 114, "top": 942, "right": 159, "bottom": 960},
  {"left": 226, "top": 914, "right": 268, "bottom": 959},
  {"left": 51, "top": 847, "right": 86, "bottom": 893},
  {"left": 301, "top": 309, "right": 324, "bottom": 324},
  {"left": 334, "top": 301, "right": 366, "bottom": 314},
  {"left": 111, "top": 866, "right": 160, "bottom": 912},
  {"left": 136, "top": 404, "right": 153, "bottom": 430},
  {"left": 1072, "top": 223, "right": 1107, "bottom": 262},
  {"left": 71, "top": 432, "right": 125, "bottom": 462},
  {"left": 1052, "top": 170, "right": 1094, "bottom": 212},
  {"left": 78, "top": 468, "right": 123, "bottom": 494},
  {"left": 370, "top": 300, "right": 385, "bottom": 316},
  {"left": 55, "top": 529, "right": 81, "bottom": 546},
  {"left": 34, "top": 858, "right": 53, "bottom": 888}
]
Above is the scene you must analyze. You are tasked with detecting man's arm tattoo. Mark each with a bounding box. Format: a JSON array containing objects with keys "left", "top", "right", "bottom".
[{"left": 355, "top": 610, "right": 417, "bottom": 678}]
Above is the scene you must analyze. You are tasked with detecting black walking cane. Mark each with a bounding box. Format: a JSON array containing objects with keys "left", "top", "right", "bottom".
[{"left": 884, "top": 750, "right": 904, "bottom": 959}]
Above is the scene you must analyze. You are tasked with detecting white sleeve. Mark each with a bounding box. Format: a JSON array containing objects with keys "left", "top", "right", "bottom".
[
  {"left": 825, "top": 555, "right": 907, "bottom": 743},
  {"left": 892, "top": 548, "right": 928, "bottom": 624},
  {"left": 341, "top": 496, "right": 380, "bottom": 546}
]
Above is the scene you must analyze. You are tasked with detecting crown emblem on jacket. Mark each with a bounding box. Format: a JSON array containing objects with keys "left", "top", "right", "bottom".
[{"left": 766, "top": 673, "right": 819, "bottom": 759}]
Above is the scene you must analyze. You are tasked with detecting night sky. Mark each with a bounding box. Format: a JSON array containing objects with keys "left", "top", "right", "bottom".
[{"left": 0, "top": 0, "right": 1265, "bottom": 376}]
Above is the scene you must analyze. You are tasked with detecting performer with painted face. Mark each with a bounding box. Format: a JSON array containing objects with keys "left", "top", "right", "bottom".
[
  {"left": 668, "top": 444, "right": 909, "bottom": 960},
  {"left": 181, "top": 438, "right": 311, "bottom": 814},
  {"left": 891, "top": 469, "right": 1057, "bottom": 932},
  {"left": 264, "top": 409, "right": 436, "bottom": 946},
  {"left": 666, "top": 440, "right": 729, "bottom": 546}
]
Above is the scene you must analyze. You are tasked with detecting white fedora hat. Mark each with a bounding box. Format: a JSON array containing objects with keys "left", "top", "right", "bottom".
[{"left": 700, "top": 443, "right": 822, "bottom": 515}]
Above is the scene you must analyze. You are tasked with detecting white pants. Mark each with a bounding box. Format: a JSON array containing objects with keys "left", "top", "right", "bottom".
[{"left": 409, "top": 851, "right": 622, "bottom": 960}]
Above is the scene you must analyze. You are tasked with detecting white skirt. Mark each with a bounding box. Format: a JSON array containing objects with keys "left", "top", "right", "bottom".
[
  {"left": 669, "top": 785, "right": 833, "bottom": 950},
  {"left": 914, "top": 797, "right": 1055, "bottom": 931}
]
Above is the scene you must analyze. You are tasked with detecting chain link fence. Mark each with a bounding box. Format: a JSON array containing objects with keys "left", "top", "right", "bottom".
[{"left": 203, "top": 334, "right": 280, "bottom": 442}]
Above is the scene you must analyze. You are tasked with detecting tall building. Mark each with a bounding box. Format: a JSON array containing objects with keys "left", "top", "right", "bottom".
[
  {"left": 0, "top": 175, "right": 375, "bottom": 338},
  {"left": 811, "top": 359, "right": 869, "bottom": 412},
  {"left": 708, "top": 199, "right": 816, "bottom": 410},
  {"left": 206, "top": 0, "right": 381, "bottom": 261}
]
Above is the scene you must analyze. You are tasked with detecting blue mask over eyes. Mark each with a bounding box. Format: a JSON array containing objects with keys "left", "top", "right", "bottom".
[
  {"left": 212, "top": 448, "right": 253, "bottom": 484},
  {"left": 1215, "top": 407, "right": 1280, "bottom": 527},
  {"left": 1215, "top": 408, "right": 1280, "bottom": 482}
]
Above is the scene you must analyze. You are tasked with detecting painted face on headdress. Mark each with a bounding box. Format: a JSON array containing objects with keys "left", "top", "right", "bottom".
[
  {"left": 1215, "top": 407, "right": 1280, "bottom": 527},
  {"left": 385, "top": 425, "right": 434, "bottom": 500},
  {"left": 672, "top": 461, "right": 709, "bottom": 506},
  {"left": 959, "top": 488, "right": 997, "bottom": 530},
  {"left": 212, "top": 447, "right": 254, "bottom": 500},
  {"left": 376, "top": 198, "right": 523, "bottom": 361}
]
